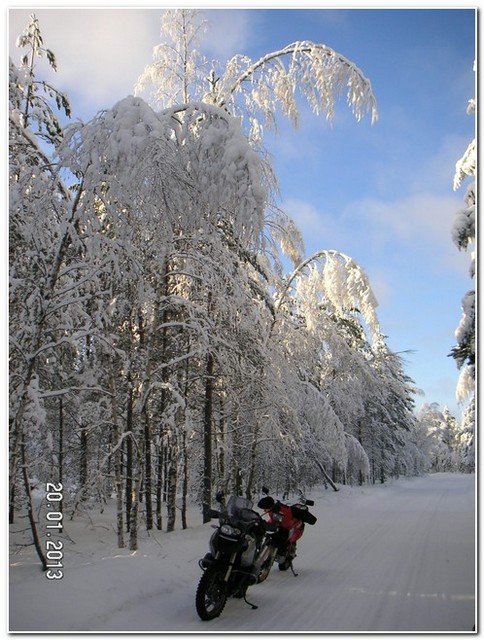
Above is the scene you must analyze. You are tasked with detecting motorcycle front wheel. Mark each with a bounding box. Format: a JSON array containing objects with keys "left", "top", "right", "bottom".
[{"left": 195, "top": 566, "right": 228, "bottom": 620}]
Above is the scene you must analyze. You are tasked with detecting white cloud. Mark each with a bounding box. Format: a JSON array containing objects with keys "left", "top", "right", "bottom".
[
  {"left": 203, "top": 10, "right": 254, "bottom": 62},
  {"left": 282, "top": 190, "right": 470, "bottom": 274},
  {"left": 283, "top": 198, "right": 345, "bottom": 247},
  {"left": 8, "top": 8, "right": 258, "bottom": 117},
  {"left": 344, "top": 192, "right": 472, "bottom": 274},
  {"left": 9, "top": 9, "right": 162, "bottom": 115}
]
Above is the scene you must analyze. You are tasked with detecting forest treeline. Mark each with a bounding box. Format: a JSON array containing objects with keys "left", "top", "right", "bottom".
[{"left": 9, "top": 12, "right": 474, "bottom": 560}]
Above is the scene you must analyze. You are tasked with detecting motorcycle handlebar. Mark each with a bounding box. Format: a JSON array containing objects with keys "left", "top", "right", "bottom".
[{"left": 259, "top": 492, "right": 315, "bottom": 509}]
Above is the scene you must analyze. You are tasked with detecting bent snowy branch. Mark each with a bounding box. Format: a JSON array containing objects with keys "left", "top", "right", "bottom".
[{"left": 215, "top": 40, "right": 378, "bottom": 135}]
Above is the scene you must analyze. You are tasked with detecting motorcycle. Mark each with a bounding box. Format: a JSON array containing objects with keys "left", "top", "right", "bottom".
[
  {"left": 195, "top": 493, "right": 279, "bottom": 620},
  {"left": 257, "top": 487, "right": 317, "bottom": 575}
]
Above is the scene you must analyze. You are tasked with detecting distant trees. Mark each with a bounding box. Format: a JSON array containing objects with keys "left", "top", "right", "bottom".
[
  {"left": 10, "top": 12, "right": 466, "bottom": 569},
  {"left": 408, "top": 404, "right": 472, "bottom": 474}
]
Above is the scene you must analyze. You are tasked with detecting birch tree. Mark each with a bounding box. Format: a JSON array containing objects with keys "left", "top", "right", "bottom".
[
  {"left": 135, "top": 9, "right": 377, "bottom": 264},
  {"left": 136, "top": 10, "right": 378, "bottom": 136},
  {"left": 9, "top": 15, "right": 99, "bottom": 567},
  {"left": 135, "top": 9, "right": 382, "bottom": 498}
]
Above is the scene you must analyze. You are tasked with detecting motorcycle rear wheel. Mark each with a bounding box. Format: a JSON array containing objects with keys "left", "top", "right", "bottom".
[
  {"left": 278, "top": 543, "right": 296, "bottom": 571},
  {"left": 195, "top": 566, "right": 228, "bottom": 620},
  {"left": 258, "top": 551, "right": 275, "bottom": 583},
  {"left": 278, "top": 557, "right": 292, "bottom": 571}
]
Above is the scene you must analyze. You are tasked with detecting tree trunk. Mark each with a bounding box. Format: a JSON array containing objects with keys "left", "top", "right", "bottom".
[
  {"left": 9, "top": 419, "right": 20, "bottom": 523},
  {"left": 58, "top": 397, "right": 64, "bottom": 484},
  {"left": 163, "top": 443, "right": 168, "bottom": 503},
  {"left": 314, "top": 459, "right": 339, "bottom": 492},
  {"left": 20, "top": 437, "right": 47, "bottom": 570},
  {"left": 245, "top": 423, "right": 260, "bottom": 500},
  {"left": 128, "top": 439, "right": 142, "bottom": 551},
  {"left": 202, "top": 352, "right": 214, "bottom": 523},
  {"left": 9, "top": 483, "right": 16, "bottom": 525},
  {"left": 58, "top": 397, "right": 64, "bottom": 514},
  {"left": 181, "top": 429, "right": 188, "bottom": 530},
  {"left": 156, "top": 442, "right": 163, "bottom": 531},
  {"left": 79, "top": 424, "right": 88, "bottom": 499},
  {"left": 125, "top": 377, "right": 133, "bottom": 531},
  {"left": 109, "top": 359, "right": 124, "bottom": 548},
  {"left": 143, "top": 410, "right": 153, "bottom": 530},
  {"left": 217, "top": 402, "right": 225, "bottom": 483},
  {"left": 181, "top": 352, "right": 189, "bottom": 530},
  {"left": 166, "top": 447, "right": 177, "bottom": 532},
  {"left": 234, "top": 467, "right": 242, "bottom": 496}
]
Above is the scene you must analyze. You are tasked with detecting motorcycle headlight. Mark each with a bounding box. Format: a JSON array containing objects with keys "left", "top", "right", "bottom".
[{"left": 220, "top": 524, "right": 241, "bottom": 537}]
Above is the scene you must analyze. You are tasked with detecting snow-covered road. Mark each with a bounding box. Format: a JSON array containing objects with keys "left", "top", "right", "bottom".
[{"left": 10, "top": 473, "right": 475, "bottom": 633}]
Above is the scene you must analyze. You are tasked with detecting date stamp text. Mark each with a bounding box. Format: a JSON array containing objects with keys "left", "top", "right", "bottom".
[{"left": 45, "top": 482, "right": 64, "bottom": 580}]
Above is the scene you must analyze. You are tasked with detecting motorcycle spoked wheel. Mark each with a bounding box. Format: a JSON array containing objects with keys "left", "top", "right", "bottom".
[
  {"left": 257, "top": 551, "right": 276, "bottom": 583},
  {"left": 195, "top": 565, "right": 228, "bottom": 620}
]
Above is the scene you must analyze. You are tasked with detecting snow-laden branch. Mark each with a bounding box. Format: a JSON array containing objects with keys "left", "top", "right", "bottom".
[
  {"left": 216, "top": 40, "right": 378, "bottom": 132},
  {"left": 453, "top": 138, "right": 476, "bottom": 191},
  {"left": 38, "top": 386, "right": 114, "bottom": 399},
  {"left": 274, "top": 249, "right": 381, "bottom": 344}
]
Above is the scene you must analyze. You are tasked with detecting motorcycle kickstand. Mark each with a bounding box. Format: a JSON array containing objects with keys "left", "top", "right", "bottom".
[
  {"left": 243, "top": 593, "right": 258, "bottom": 610},
  {"left": 289, "top": 561, "right": 299, "bottom": 577}
]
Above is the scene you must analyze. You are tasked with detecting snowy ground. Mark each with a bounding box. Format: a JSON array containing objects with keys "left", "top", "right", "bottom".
[{"left": 9, "top": 472, "right": 475, "bottom": 634}]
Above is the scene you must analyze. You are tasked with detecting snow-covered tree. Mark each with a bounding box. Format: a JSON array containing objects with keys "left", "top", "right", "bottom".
[
  {"left": 268, "top": 249, "right": 416, "bottom": 485},
  {"left": 409, "top": 403, "right": 445, "bottom": 474},
  {"left": 57, "top": 95, "right": 274, "bottom": 534},
  {"left": 134, "top": 9, "right": 386, "bottom": 496},
  {"left": 458, "top": 397, "right": 475, "bottom": 472},
  {"left": 409, "top": 403, "right": 471, "bottom": 474},
  {"left": 450, "top": 64, "right": 476, "bottom": 410},
  {"left": 9, "top": 15, "right": 92, "bottom": 568},
  {"left": 136, "top": 8, "right": 377, "bottom": 269},
  {"left": 136, "top": 10, "right": 378, "bottom": 134}
]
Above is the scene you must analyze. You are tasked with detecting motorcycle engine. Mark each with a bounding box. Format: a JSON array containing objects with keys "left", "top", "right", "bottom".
[{"left": 240, "top": 533, "right": 257, "bottom": 567}]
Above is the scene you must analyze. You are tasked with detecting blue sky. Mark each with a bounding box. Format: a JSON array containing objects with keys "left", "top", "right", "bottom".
[{"left": 8, "top": 6, "right": 476, "bottom": 418}]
